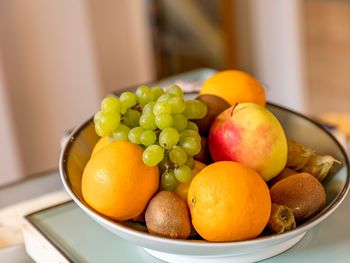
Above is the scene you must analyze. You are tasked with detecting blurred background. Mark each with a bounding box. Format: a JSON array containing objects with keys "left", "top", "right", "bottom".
[{"left": 0, "top": 0, "right": 349, "bottom": 186}]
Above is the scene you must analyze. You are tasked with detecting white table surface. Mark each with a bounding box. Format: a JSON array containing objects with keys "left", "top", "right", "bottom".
[{"left": 0, "top": 170, "right": 63, "bottom": 262}]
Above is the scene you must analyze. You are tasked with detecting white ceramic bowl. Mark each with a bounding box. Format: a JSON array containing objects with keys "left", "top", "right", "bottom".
[{"left": 60, "top": 102, "right": 349, "bottom": 263}]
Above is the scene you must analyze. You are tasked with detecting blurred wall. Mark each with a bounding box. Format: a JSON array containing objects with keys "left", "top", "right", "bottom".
[
  {"left": 249, "top": 0, "right": 307, "bottom": 112},
  {"left": 233, "top": 0, "right": 307, "bottom": 113},
  {"left": 0, "top": 55, "right": 24, "bottom": 185},
  {"left": 0, "top": 0, "right": 154, "bottom": 185},
  {"left": 86, "top": 0, "right": 155, "bottom": 93},
  {"left": 305, "top": 0, "right": 350, "bottom": 114},
  {"left": 232, "top": 0, "right": 349, "bottom": 115}
]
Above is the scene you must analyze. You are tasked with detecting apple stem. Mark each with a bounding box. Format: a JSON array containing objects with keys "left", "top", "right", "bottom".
[{"left": 231, "top": 103, "right": 238, "bottom": 116}]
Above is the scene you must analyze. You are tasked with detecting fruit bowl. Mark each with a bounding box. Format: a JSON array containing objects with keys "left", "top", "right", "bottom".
[{"left": 60, "top": 102, "right": 349, "bottom": 263}]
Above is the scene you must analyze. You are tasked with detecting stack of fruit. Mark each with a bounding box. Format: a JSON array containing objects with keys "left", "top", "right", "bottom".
[{"left": 82, "top": 70, "right": 340, "bottom": 242}]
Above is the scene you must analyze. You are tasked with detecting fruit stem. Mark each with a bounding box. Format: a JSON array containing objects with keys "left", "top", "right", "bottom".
[
  {"left": 132, "top": 104, "right": 142, "bottom": 112},
  {"left": 154, "top": 128, "right": 161, "bottom": 137},
  {"left": 231, "top": 103, "right": 238, "bottom": 117}
]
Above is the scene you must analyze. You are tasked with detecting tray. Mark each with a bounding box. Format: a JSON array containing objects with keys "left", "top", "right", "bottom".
[{"left": 23, "top": 196, "right": 350, "bottom": 263}]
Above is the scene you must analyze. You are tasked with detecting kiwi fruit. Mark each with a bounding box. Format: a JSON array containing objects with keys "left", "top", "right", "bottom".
[
  {"left": 268, "top": 167, "right": 297, "bottom": 187},
  {"left": 145, "top": 191, "right": 191, "bottom": 239},
  {"left": 270, "top": 172, "right": 326, "bottom": 223},
  {"left": 194, "top": 94, "right": 230, "bottom": 135}
]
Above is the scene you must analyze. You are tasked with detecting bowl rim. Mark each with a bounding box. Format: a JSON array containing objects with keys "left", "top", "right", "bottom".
[{"left": 59, "top": 101, "right": 350, "bottom": 248}]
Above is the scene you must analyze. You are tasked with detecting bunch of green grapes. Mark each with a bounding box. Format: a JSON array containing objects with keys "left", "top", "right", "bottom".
[{"left": 93, "top": 85, "right": 207, "bottom": 190}]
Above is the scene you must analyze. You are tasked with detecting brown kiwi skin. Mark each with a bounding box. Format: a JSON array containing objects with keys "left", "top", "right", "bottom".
[
  {"left": 194, "top": 94, "right": 230, "bottom": 136},
  {"left": 145, "top": 191, "right": 191, "bottom": 239},
  {"left": 270, "top": 173, "right": 326, "bottom": 223},
  {"left": 268, "top": 167, "right": 297, "bottom": 187}
]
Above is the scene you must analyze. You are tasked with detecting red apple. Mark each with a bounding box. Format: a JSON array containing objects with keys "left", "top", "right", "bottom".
[{"left": 209, "top": 102, "right": 287, "bottom": 181}]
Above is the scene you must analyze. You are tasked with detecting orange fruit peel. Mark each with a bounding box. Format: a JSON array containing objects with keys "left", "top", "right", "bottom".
[
  {"left": 82, "top": 141, "right": 159, "bottom": 221},
  {"left": 200, "top": 70, "right": 266, "bottom": 106},
  {"left": 188, "top": 161, "right": 271, "bottom": 242}
]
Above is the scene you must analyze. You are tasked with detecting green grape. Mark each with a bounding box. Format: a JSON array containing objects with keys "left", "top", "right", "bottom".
[
  {"left": 155, "top": 113, "right": 173, "bottom": 130},
  {"left": 153, "top": 101, "right": 172, "bottom": 116},
  {"left": 183, "top": 100, "right": 200, "bottom": 119},
  {"left": 99, "top": 111, "right": 120, "bottom": 133},
  {"left": 174, "top": 165, "right": 193, "bottom": 183},
  {"left": 168, "top": 97, "right": 186, "bottom": 114},
  {"left": 180, "top": 129, "right": 201, "bottom": 142},
  {"left": 157, "top": 93, "right": 175, "bottom": 102},
  {"left": 185, "top": 157, "right": 195, "bottom": 169},
  {"left": 151, "top": 86, "right": 164, "bottom": 101},
  {"left": 159, "top": 128, "right": 179, "bottom": 149},
  {"left": 172, "top": 114, "right": 188, "bottom": 132},
  {"left": 161, "top": 170, "right": 178, "bottom": 191},
  {"left": 120, "top": 92, "right": 137, "bottom": 109},
  {"left": 122, "top": 109, "right": 141, "bottom": 128},
  {"left": 180, "top": 136, "right": 201, "bottom": 156},
  {"left": 167, "top": 85, "right": 184, "bottom": 97},
  {"left": 193, "top": 100, "right": 208, "bottom": 119},
  {"left": 128, "top": 127, "right": 144, "bottom": 144},
  {"left": 142, "top": 102, "right": 155, "bottom": 114},
  {"left": 136, "top": 85, "right": 154, "bottom": 107},
  {"left": 94, "top": 111, "right": 103, "bottom": 124},
  {"left": 143, "top": 145, "right": 164, "bottom": 167},
  {"left": 169, "top": 146, "right": 187, "bottom": 166},
  {"left": 140, "top": 130, "right": 157, "bottom": 146},
  {"left": 120, "top": 106, "right": 128, "bottom": 115},
  {"left": 111, "top": 124, "right": 130, "bottom": 141},
  {"left": 139, "top": 113, "right": 157, "bottom": 130},
  {"left": 183, "top": 100, "right": 208, "bottom": 120},
  {"left": 186, "top": 121, "right": 199, "bottom": 132},
  {"left": 95, "top": 122, "right": 108, "bottom": 137},
  {"left": 101, "top": 96, "right": 122, "bottom": 113}
]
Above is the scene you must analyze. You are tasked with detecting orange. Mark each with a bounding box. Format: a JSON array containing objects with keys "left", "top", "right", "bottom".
[
  {"left": 82, "top": 141, "right": 159, "bottom": 221},
  {"left": 200, "top": 70, "right": 266, "bottom": 106},
  {"left": 91, "top": 136, "right": 113, "bottom": 156},
  {"left": 187, "top": 161, "right": 271, "bottom": 242}
]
